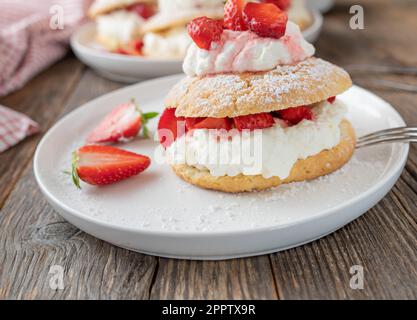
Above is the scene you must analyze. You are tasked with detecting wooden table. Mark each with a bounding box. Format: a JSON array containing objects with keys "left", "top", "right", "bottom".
[{"left": 1, "top": 0, "right": 416, "bottom": 299}]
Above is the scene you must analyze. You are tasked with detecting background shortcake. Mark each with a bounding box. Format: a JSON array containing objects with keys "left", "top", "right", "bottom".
[
  {"left": 141, "top": 0, "right": 224, "bottom": 59},
  {"left": 157, "top": 0, "right": 355, "bottom": 193},
  {"left": 89, "top": 0, "right": 156, "bottom": 55}
]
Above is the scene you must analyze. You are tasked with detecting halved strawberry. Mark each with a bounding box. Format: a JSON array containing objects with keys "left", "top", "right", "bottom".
[
  {"left": 71, "top": 145, "right": 150, "bottom": 188},
  {"left": 243, "top": 2, "right": 288, "bottom": 39},
  {"left": 262, "top": 0, "right": 292, "bottom": 11},
  {"left": 327, "top": 96, "right": 336, "bottom": 103},
  {"left": 233, "top": 113, "right": 275, "bottom": 131},
  {"left": 186, "top": 117, "right": 233, "bottom": 130},
  {"left": 224, "top": 0, "right": 248, "bottom": 31},
  {"left": 157, "top": 108, "right": 185, "bottom": 148},
  {"left": 87, "top": 100, "right": 158, "bottom": 143},
  {"left": 187, "top": 17, "right": 224, "bottom": 50},
  {"left": 275, "top": 106, "right": 313, "bottom": 125},
  {"left": 127, "top": 3, "right": 155, "bottom": 19}
]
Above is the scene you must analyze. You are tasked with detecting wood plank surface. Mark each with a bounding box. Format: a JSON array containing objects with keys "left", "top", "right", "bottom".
[{"left": 1, "top": 0, "right": 417, "bottom": 299}]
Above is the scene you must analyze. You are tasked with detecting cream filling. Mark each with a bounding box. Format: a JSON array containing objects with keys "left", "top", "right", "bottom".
[
  {"left": 143, "top": 27, "right": 191, "bottom": 59},
  {"left": 96, "top": 10, "right": 144, "bottom": 44},
  {"left": 166, "top": 100, "right": 346, "bottom": 180}
]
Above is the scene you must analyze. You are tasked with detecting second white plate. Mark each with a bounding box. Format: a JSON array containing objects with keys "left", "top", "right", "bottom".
[{"left": 34, "top": 75, "right": 408, "bottom": 260}]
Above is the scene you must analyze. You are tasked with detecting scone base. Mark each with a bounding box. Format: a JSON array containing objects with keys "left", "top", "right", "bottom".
[{"left": 171, "top": 120, "right": 356, "bottom": 193}]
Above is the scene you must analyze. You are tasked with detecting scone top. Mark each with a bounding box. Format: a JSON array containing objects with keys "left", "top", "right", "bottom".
[
  {"left": 88, "top": 0, "right": 156, "bottom": 18},
  {"left": 165, "top": 0, "right": 352, "bottom": 119}
]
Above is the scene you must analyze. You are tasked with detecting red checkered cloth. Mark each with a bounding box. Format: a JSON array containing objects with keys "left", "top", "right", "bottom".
[
  {"left": 0, "top": 0, "right": 92, "bottom": 97},
  {"left": 0, "top": 105, "right": 39, "bottom": 152}
]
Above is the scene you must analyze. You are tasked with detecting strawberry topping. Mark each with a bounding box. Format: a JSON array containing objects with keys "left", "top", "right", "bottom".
[
  {"left": 158, "top": 108, "right": 185, "bottom": 148},
  {"left": 233, "top": 113, "right": 275, "bottom": 131},
  {"left": 275, "top": 106, "right": 313, "bottom": 125},
  {"left": 187, "top": 17, "right": 224, "bottom": 50},
  {"left": 262, "top": 0, "right": 292, "bottom": 11},
  {"left": 224, "top": 0, "right": 248, "bottom": 31},
  {"left": 243, "top": 2, "right": 288, "bottom": 39},
  {"left": 71, "top": 145, "right": 150, "bottom": 188},
  {"left": 127, "top": 3, "right": 155, "bottom": 19}
]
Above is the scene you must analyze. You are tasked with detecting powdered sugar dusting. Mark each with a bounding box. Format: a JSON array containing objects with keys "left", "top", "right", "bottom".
[{"left": 170, "top": 58, "right": 351, "bottom": 117}]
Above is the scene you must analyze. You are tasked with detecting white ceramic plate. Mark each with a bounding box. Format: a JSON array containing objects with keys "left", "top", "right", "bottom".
[
  {"left": 308, "top": 0, "right": 334, "bottom": 13},
  {"left": 34, "top": 75, "right": 409, "bottom": 260},
  {"left": 70, "top": 15, "right": 323, "bottom": 83},
  {"left": 70, "top": 23, "right": 183, "bottom": 82}
]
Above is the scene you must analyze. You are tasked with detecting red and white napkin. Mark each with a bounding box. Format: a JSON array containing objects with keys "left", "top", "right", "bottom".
[
  {"left": 0, "top": 0, "right": 92, "bottom": 152},
  {"left": 0, "top": 105, "right": 39, "bottom": 152}
]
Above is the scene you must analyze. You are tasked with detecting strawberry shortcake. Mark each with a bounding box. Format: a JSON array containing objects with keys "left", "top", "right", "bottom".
[
  {"left": 157, "top": 1, "right": 355, "bottom": 193},
  {"left": 88, "top": 0, "right": 157, "bottom": 55}
]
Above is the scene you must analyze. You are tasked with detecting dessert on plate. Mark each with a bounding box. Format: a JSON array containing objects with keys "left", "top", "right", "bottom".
[
  {"left": 88, "top": 0, "right": 157, "bottom": 55},
  {"left": 141, "top": 0, "right": 224, "bottom": 59},
  {"left": 157, "top": 0, "right": 355, "bottom": 193}
]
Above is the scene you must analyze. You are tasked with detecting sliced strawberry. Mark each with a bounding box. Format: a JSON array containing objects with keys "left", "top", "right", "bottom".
[
  {"left": 224, "top": 0, "right": 248, "bottom": 31},
  {"left": 131, "top": 39, "right": 144, "bottom": 54},
  {"left": 87, "top": 102, "right": 141, "bottom": 143},
  {"left": 87, "top": 100, "right": 158, "bottom": 143},
  {"left": 115, "top": 48, "right": 129, "bottom": 55},
  {"left": 71, "top": 145, "right": 151, "bottom": 188},
  {"left": 186, "top": 117, "right": 233, "bottom": 130},
  {"left": 275, "top": 106, "right": 313, "bottom": 125},
  {"left": 262, "top": 0, "right": 292, "bottom": 11},
  {"left": 185, "top": 117, "right": 205, "bottom": 130},
  {"left": 157, "top": 108, "right": 185, "bottom": 148},
  {"left": 127, "top": 3, "right": 155, "bottom": 19},
  {"left": 187, "top": 17, "right": 224, "bottom": 50},
  {"left": 233, "top": 113, "right": 275, "bottom": 131},
  {"left": 327, "top": 96, "right": 336, "bottom": 103},
  {"left": 243, "top": 2, "right": 288, "bottom": 39}
]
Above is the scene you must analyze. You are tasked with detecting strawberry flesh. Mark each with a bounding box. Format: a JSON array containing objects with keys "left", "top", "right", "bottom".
[
  {"left": 187, "top": 17, "right": 224, "bottom": 50},
  {"left": 275, "top": 106, "right": 313, "bottom": 125},
  {"left": 327, "top": 96, "right": 336, "bottom": 103},
  {"left": 233, "top": 113, "right": 275, "bottom": 131},
  {"left": 74, "top": 145, "right": 150, "bottom": 187},
  {"left": 157, "top": 108, "right": 185, "bottom": 148},
  {"left": 224, "top": 0, "right": 248, "bottom": 31},
  {"left": 87, "top": 103, "right": 141, "bottom": 143},
  {"left": 186, "top": 117, "right": 233, "bottom": 130},
  {"left": 243, "top": 2, "right": 288, "bottom": 39}
]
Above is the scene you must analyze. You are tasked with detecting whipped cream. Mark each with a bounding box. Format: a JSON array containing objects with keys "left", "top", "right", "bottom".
[
  {"left": 166, "top": 100, "right": 346, "bottom": 179},
  {"left": 96, "top": 10, "right": 144, "bottom": 44},
  {"left": 143, "top": 27, "right": 191, "bottom": 59},
  {"left": 183, "top": 21, "right": 315, "bottom": 77}
]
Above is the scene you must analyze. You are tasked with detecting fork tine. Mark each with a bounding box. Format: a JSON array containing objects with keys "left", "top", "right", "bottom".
[
  {"left": 358, "top": 127, "right": 417, "bottom": 141},
  {"left": 356, "top": 136, "right": 417, "bottom": 148},
  {"left": 358, "top": 131, "right": 417, "bottom": 143}
]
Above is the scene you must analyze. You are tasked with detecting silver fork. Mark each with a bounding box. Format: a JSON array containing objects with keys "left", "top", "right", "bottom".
[{"left": 356, "top": 127, "right": 417, "bottom": 149}]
